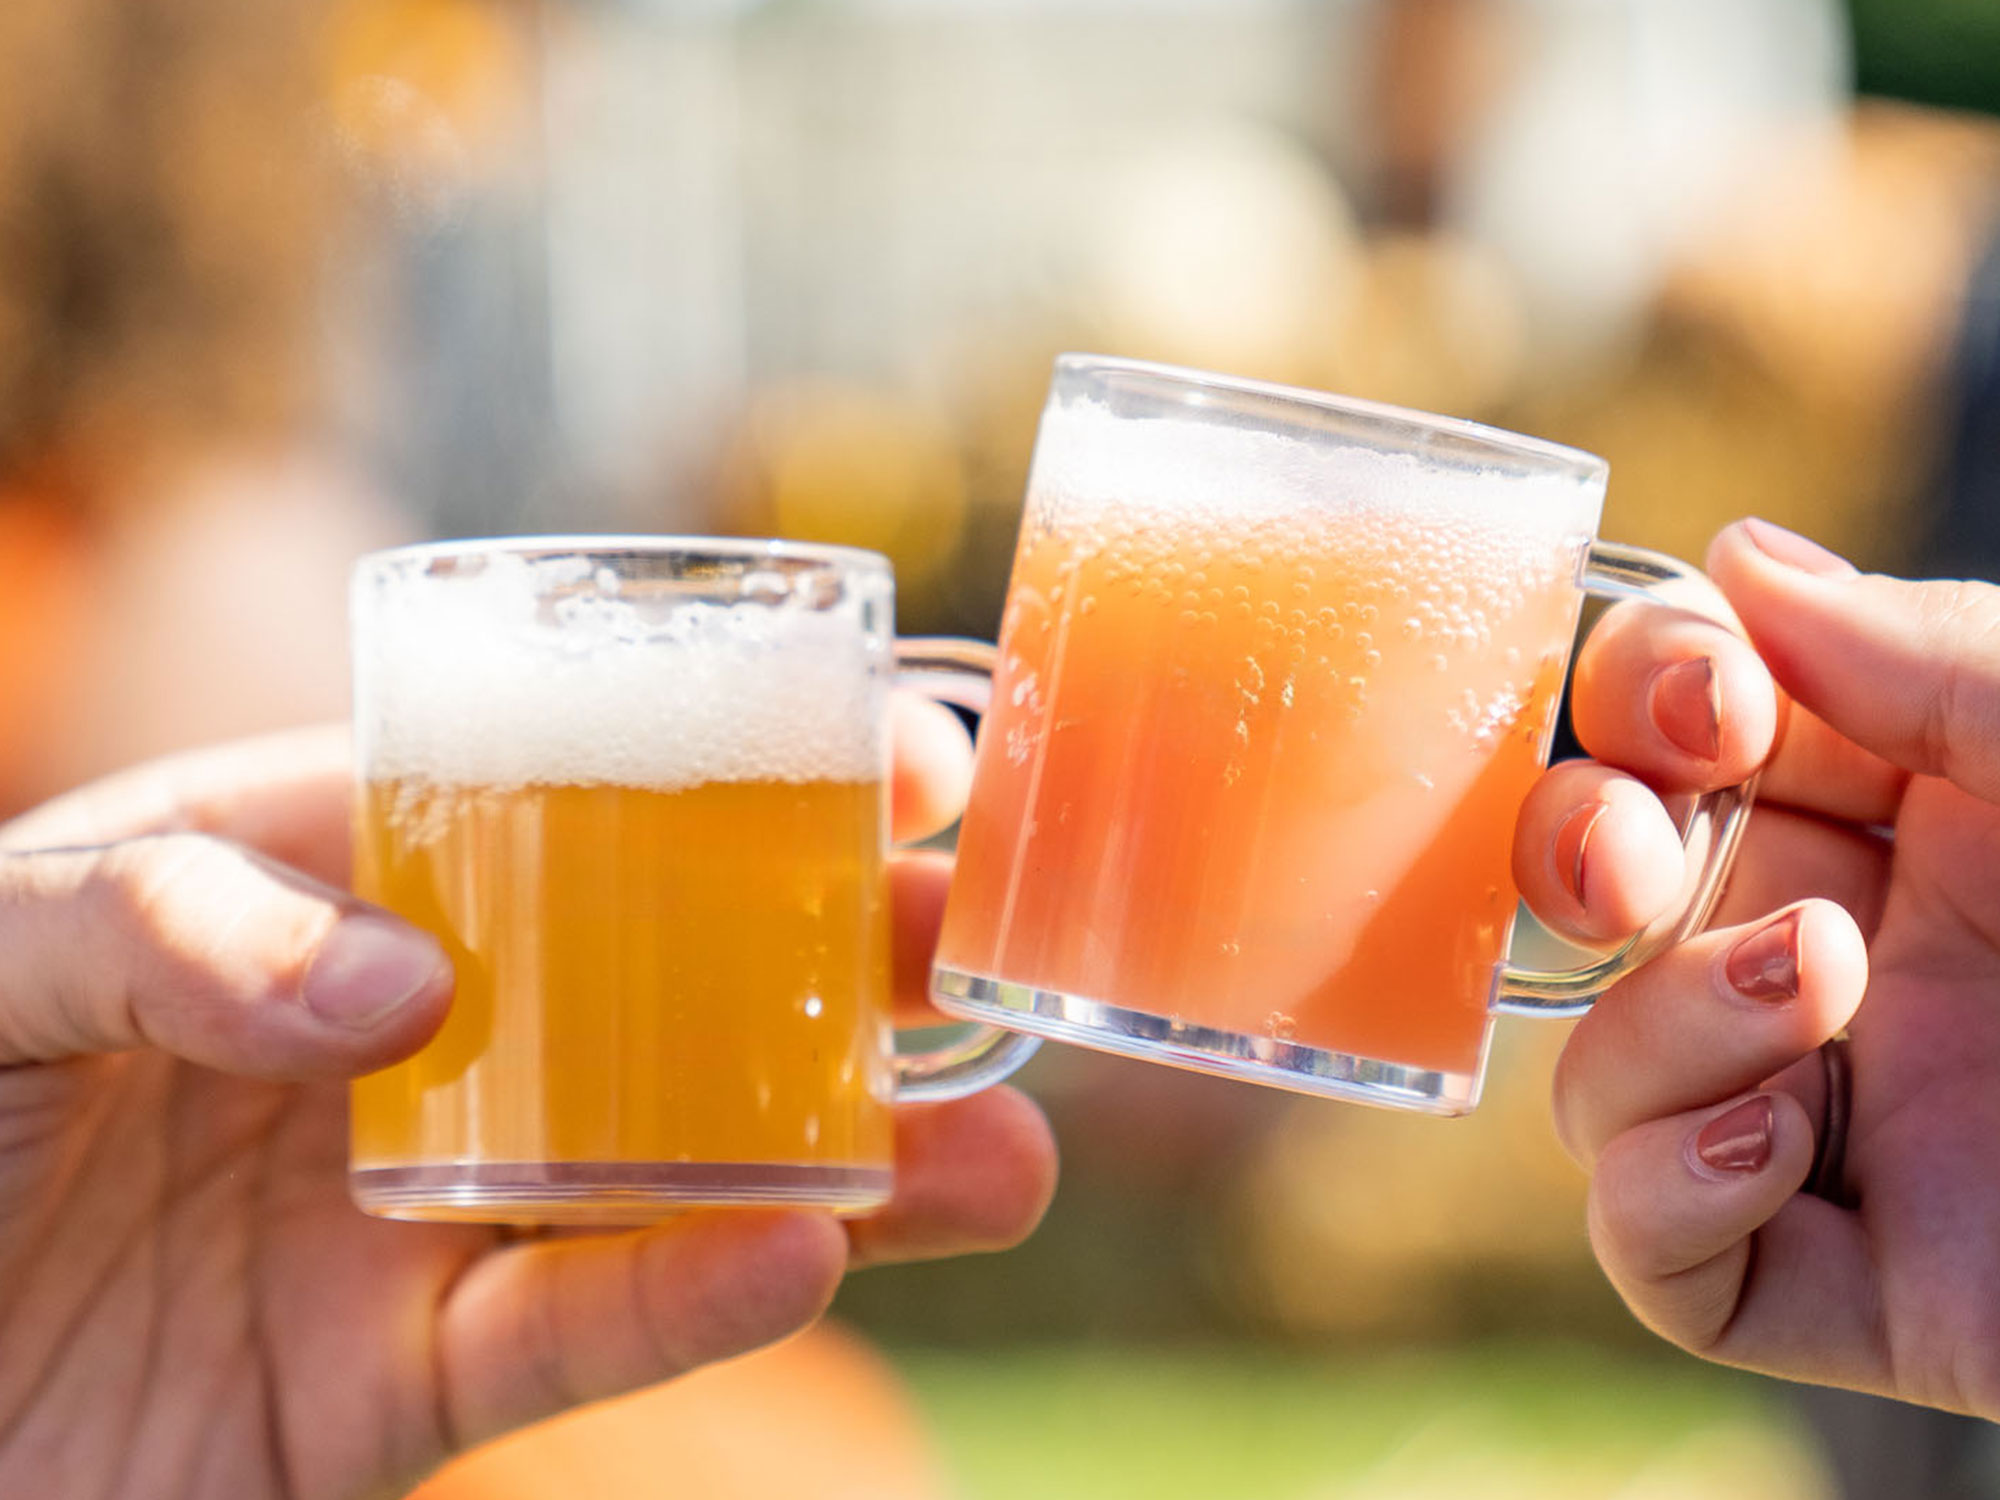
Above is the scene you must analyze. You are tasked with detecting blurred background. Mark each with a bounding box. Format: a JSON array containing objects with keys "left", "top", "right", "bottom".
[{"left": 6, "top": 0, "right": 2000, "bottom": 1496}]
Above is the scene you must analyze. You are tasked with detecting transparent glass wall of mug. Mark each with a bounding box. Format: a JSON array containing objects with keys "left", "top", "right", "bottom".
[
  {"left": 349, "top": 538, "right": 1031, "bottom": 1225},
  {"left": 931, "top": 355, "right": 1750, "bottom": 1114}
]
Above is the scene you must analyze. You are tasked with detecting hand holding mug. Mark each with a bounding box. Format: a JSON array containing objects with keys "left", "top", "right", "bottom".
[
  {"left": 1528, "top": 518, "right": 2000, "bottom": 1419},
  {"left": 0, "top": 724, "right": 1054, "bottom": 1498}
]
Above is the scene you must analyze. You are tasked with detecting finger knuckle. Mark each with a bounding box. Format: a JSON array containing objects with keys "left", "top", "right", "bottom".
[
  {"left": 1585, "top": 1159, "right": 1655, "bottom": 1271},
  {"left": 88, "top": 834, "right": 300, "bottom": 985},
  {"left": 1914, "top": 581, "right": 2000, "bottom": 782},
  {"left": 91, "top": 834, "right": 227, "bottom": 945},
  {"left": 1547, "top": 1050, "right": 1594, "bottom": 1168},
  {"left": 1586, "top": 1143, "right": 1702, "bottom": 1287}
]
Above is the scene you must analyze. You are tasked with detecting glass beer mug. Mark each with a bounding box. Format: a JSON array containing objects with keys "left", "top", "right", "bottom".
[
  {"left": 348, "top": 538, "right": 1038, "bottom": 1223},
  {"left": 930, "top": 355, "right": 1753, "bottom": 1115}
]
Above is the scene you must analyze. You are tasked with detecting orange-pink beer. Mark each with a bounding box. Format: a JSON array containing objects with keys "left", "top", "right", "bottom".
[{"left": 932, "top": 357, "right": 1612, "bottom": 1108}]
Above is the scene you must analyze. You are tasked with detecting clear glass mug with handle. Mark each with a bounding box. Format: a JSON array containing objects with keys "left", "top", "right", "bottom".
[
  {"left": 930, "top": 355, "right": 1752, "bottom": 1115},
  {"left": 348, "top": 536, "right": 1039, "bottom": 1224}
]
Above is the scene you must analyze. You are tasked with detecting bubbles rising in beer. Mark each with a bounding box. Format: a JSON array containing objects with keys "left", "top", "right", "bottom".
[
  {"left": 987, "top": 455, "right": 1597, "bottom": 886},
  {"left": 971, "top": 407, "right": 1600, "bottom": 1014}
]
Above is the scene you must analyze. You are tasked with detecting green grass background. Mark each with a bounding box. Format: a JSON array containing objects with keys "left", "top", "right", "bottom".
[{"left": 891, "top": 1341, "right": 1833, "bottom": 1500}]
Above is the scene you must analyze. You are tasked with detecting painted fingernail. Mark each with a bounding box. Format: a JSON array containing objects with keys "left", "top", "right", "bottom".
[
  {"left": 302, "top": 915, "right": 449, "bottom": 1029},
  {"left": 1694, "top": 1096, "right": 1775, "bottom": 1174},
  {"left": 1725, "top": 909, "right": 1802, "bottom": 1002},
  {"left": 1553, "top": 801, "right": 1608, "bottom": 908},
  {"left": 1648, "top": 656, "right": 1722, "bottom": 760},
  {"left": 1741, "top": 518, "right": 1859, "bottom": 578}
]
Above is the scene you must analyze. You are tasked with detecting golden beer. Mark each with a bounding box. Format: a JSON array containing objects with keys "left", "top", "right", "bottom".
[
  {"left": 345, "top": 538, "right": 955, "bottom": 1225},
  {"left": 350, "top": 775, "right": 895, "bottom": 1221}
]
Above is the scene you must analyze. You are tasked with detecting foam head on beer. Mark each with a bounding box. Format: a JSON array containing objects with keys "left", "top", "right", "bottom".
[
  {"left": 1028, "top": 393, "right": 1601, "bottom": 543},
  {"left": 355, "top": 551, "right": 889, "bottom": 794}
]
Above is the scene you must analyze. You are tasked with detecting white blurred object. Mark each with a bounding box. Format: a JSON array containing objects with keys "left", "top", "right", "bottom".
[
  {"left": 541, "top": 7, "right": 748, "bottom": 523},
  {"left": 1329, "top": 229, "right": 1529, "bottom": 414},
  {"left": 1084, "top": 119, "right": 1363, "bottom": 384},
  {"left": 1445, "top": 0, "right": 1851, "bottom": 369},
  {"left": 533, "top": 3, "right": 1323, "bottom": 527}
]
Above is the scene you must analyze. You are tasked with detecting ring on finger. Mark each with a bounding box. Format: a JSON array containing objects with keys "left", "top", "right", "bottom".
[{"left": 1806, "top": 1034, "right": 1854, "bottom": 1208}]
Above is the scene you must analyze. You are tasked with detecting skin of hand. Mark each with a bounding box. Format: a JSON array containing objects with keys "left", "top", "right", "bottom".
[
  {"left": 1516, "top": 516, "right": 2000, "bottom": 1418},
  {"left": 0, "top": 702, "right": 1056, "bottom": 1500}
]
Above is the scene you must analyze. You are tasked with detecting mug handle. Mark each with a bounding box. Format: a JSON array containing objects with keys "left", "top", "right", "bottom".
[
  {"left": 884, "top": 637, "right": 1044, "bottom": 1101},
  {"left": 1494, "top": 542, "right": 1759, "bottom": 1016}
]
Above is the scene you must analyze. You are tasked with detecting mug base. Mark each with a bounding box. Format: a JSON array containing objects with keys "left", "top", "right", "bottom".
[
  {"left": 932, "top": 966, "right": 1482, "bottom": 1115},
  {"left": 350, "top": 1161, "right": 894, "bottom": 1225}
]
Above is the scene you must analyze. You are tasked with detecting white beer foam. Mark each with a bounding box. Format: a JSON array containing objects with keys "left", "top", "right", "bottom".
[
  {"left": 357, "top": 554, "right": 887, "bottom": 789},
  {"left": 1031, "top": 396, "right": 1604, "bottom": 536}
]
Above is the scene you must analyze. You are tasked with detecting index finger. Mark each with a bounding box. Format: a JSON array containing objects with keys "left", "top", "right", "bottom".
[
  {"left": 0, "top": 725, "right": 355, "bottom": 883},
  {"left": 1569, "top": 601, "right": 1778, "bottom": 794},
  {"left": 1569, "top": 598, "right": 1908, "bottom": 826},
  {"left": 890, "top": 691, "right": 975, "bottom": 845}
]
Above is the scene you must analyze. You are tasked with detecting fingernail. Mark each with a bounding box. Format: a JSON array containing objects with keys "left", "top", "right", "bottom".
[
  {"left": 1741, "top": 518, "right": 1859, "bottom": 578},
  {"left": 1694, "top": 1096, "right": 1775, "bottom": 1174},
  {"left": 1553, "top": 801, "right": 1607, "bottom": 908},
  {"left": 302, "top": 915, "right": 448, "bottom": 1029},
  {"left": 1725, "top": 909, "right": 1802, "bottom": 1002},
  {"left": 1648, "top": 656, "right": 1722, "bottom": 760}
]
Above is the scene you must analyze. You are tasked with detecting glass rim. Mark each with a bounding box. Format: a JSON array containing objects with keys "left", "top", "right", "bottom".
[
  {"left": 1054, "top": 352, "right": 1609, "bottom": 481},
  {"left": 355, "top": 533, "right": 894, "bottom": 578}
]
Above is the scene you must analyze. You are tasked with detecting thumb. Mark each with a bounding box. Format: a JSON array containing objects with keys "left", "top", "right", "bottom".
[
  {"left": 1709, "top": 518, "right": 2000, "bottom": 803},
  {"left": 0, "top": 831, "right": 452, "bottom": 1076}
]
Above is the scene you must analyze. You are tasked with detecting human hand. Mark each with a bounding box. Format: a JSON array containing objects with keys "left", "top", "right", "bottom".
[
  {"left": 1514, "top": 516, "right": 2000, "bottom": 1417},
  {"left": 0, "top": 711, "right": 1055, "bottom": 1500}
]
